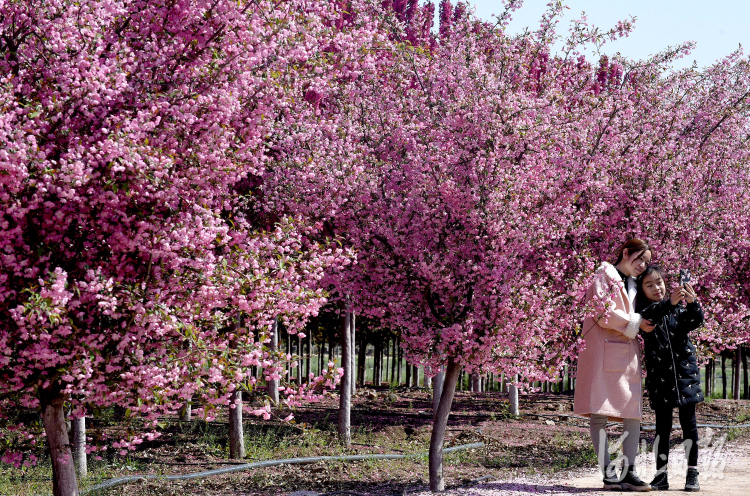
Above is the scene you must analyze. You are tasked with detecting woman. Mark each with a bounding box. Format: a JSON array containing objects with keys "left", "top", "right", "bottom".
[{"left": 574, "top": 239, "right": 655, "bottom": 491}]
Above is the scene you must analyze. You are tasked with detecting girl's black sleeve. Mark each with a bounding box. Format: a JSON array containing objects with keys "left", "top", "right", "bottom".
[
  {"left": 676, "top": 301, "right": 704, "bottom": 334},
  {"left": 639, "top": 300, "right": 677, "bottom": 322}
]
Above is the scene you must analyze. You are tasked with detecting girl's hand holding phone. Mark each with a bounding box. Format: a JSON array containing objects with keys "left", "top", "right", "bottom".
[{"left": 670, "top": 286, "right": 686, "bottom": 305}]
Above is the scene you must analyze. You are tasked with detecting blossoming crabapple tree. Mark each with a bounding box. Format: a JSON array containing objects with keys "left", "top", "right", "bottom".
[
  {"left": 0, "top": 1, "right": 371, "bottom": 494},
  {"left": 267, "top": 0, "right": 750, "bottom": 490}
]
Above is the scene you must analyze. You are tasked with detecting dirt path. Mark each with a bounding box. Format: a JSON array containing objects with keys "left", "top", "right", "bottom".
[
  {"left": 407, "top": 439, "right": 750, "bottom": 496},
  {"left": 561, "top": 439, "right": 750, "bottom": 495}
]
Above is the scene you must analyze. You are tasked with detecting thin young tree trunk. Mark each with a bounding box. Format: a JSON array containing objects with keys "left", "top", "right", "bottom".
[
  {"left": 429, "top": 358, "right": 462, "bottom": 491},
  {"left": 228, "top": 390, "right": 244, "bottom": 459},
  {"left": 383, "top": 338, "right": 393, "bottom": 386},
  {"left": 731, "top": 353, "right": 736, "bottom": 398},
  {"left": 328, "top": 331, "right": 335, "bottom": 366},
  {"left": 424, "top": 367, "right": 431, "bottom": 388},
  {"left": 405, "top": 357, "right": 411, "bottom": 388},
  {"left": 509, "top": 375, "right": 520, "bottom": 416},
  {"left": 391, "top": 337, "right": 398, "bottom": 384},
  {"left": 471, "top": 372, "right": 481, "bottom": 393},
  {"left": 432, "top": 369, "right": 445, "bottom": 416},
  {"left": 306, "top": 331, "right": 312, "bottom": 382},
  {"left": 319, "top": 334, "right": 324, "bottom": 374},
  {"left": 179, "top": 401, "right": 192, "bottom": 422},
  {"left": 338, "top": 311, "right": 352, "bottom": 446},
  {"left": 412, "top": 365, "right": 419, "bottom": 387},
  {"left": 722, "top": 354, "right": 727, "bottom": 399},
  {"left": 373, "top": 341, "right": 381, "bottom": 386},
  {"left": 381, "top": 345, "right": 387, "bottom": 385},
  {"left": 743, "top": 346, "right": 749, "bottom": 399},
  {"left": 297, "top": 334, "right": 303, "bottom": 386},
  {"left": 734, "top": 347, "right": 741, "bottom": 400},
  {"left": 286, "top": 331, "right": 292, "bottom": 377},
  {"left": 397, "top": 338, "right": 402, "bottom": 385},
  {"left": 357, "top": 335, "right": 367, "bottom": 387},
  {"left": 350, "top": 312, "right": 356, "bottom": 395},
  {"left": 71, "top": 415, "right": 87, "bottom": 478},
  {"left": 704, "top": 360, "right": 711, "bottom": 398},
  {"left": 41, "top": 390, "right": 79, "bottom": 496},
  {"left": 267, "top": 318, "right": 280, "bottom": 404}
]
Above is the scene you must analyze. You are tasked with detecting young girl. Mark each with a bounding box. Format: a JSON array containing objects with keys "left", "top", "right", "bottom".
[{"left": 636, "top": 265, "right": 704, "bottom": 492}]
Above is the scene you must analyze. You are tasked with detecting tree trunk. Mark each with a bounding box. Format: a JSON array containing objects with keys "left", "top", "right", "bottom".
[
  {"left": 743, "top": 347, "right": 749, "bottom": 399},
  {"left": 297, "top": 334, "right": 303, "bottom": 385},
  {"left": 179, "top": 401, "right": 192, "bottom": 422},
  {"left": 383, "top": 338, "right": 393, "bottom": 385},
  {"left": 704, "top": 360, "right": 711, "bottom": 398},
  {"left": 228, "top": 390, "right": 245, "bottom": 459},
  {"left": 405, "top": 358, "right": 411, "bottom": 388},
  {"left": 391, "top": 337, "right": 398, "bottom": 384},
  {"left": 373, "top": 340, "right": 381, "bottom": 386},
  {"left": 319, "top": 334, "right": 324, "bottom": 374},
  {"left": 350, "top": 312, "right": 356, "bottom": 395},
  {"left": 328, "top": 332, "right": 335, "bottom": 366},
  {"left": 412, "top": 365, "right": 419, "bottom": 387},
  {"left": 41, "top": 391, "right": 79, "bottom": 496},
  {"left": 509, "top": 375, "right": 520, "bottom": 416},
  {"left": 338, "top": 311, "right": 352, "bottom": 446},
  {"left": 381, "top": 345, "right": 387, "bottom": 385},
  {"left": 471, "top": 372, "right": 481, "bottom": 393},
  {"left": 722, "top": 354, "right": 727, "bottom": 399},
  {"left": 429, "top": 359, "right": 462, "bottom": 491},
  {"left": 267, "top": 318, "right": 280, "bottom": 404},
  {"left": 71, "top": 415, "right": 87, "bottom": 478},
  {"left": 432, "top": 369, "right": 445, "bottom": 416},
  {"left": 357, "top": 334, "right": 367, "bottom": 387},
  {"left": 424, "top": 367, "right": 431, "bottom": 388},
  {"left": 734, "top": 347, "right": 742, "bottom": 401},
  {"left": 397, "top": 340, "right": 402, "bottom": 385},
  {"left": 306, "top": 330, "right": 312, "bottom": 382},
  {"left": 731, "top": 353, "right": 736, "bottom": 398},
  {"left": 286, "top": 331, "right": 292, "bottom": 377}
]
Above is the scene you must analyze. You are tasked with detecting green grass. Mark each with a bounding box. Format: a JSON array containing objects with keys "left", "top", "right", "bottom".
[{"left": 0, "top": 454, "right": 155, "bottom": 496}]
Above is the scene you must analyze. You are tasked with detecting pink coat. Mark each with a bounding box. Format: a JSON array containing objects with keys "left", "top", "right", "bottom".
[{"left": 573, "top": 262, "right": 644, "bottom": 421}]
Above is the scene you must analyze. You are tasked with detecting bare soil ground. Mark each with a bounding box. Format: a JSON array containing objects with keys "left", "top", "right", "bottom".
[{"left": 3, "top": 390, "right": 749, "bottom": 495}]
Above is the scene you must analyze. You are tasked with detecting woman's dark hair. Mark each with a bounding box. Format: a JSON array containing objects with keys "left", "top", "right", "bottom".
[
  {"left": 635, "top": 264, "right": 665, "bottom": 312},
  {"left": 614, "top": 238, "right": 652, "bottom": 266}
]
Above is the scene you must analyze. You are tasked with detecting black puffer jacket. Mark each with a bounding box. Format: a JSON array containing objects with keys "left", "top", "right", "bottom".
[{"left": 639, "top": 300, "right": 704, "bottom": 409}]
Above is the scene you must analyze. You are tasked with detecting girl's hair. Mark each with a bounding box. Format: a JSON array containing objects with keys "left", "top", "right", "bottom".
[
  {"left": 635, "top": 264, "right": 665, "bottom": 312},
  {"left": 614, "top": 238, "right": 652, "bottom": 266}
]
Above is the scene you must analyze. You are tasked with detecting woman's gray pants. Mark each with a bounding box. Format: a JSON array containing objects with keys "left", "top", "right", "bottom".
[{"left": 590, "top": 414, "right": 641, "bottom": 476}]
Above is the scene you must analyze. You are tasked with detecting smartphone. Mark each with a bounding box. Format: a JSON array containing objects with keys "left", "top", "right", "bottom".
[{"left": 679, "top": 269, "right": 692, "bottom": 286}]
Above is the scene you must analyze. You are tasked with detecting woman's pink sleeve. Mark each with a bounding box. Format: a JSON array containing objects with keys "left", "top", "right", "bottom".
[{"left": 591, "top": 270, "right": 642, "bottom": 339}]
